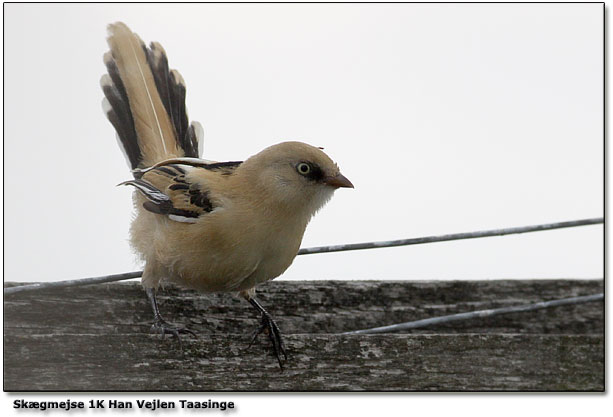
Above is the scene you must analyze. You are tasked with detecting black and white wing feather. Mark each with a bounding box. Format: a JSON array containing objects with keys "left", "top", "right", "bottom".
[{"left": 120, "top": 164, "right": 217, "bottom": 224}]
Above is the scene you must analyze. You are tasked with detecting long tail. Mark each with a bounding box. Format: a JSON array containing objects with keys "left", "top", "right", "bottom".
[{"left": 101, "top": 22, "right": 203, "bottom": 171}]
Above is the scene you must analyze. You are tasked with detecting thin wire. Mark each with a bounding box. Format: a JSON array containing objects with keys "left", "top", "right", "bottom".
[
  {"left": 3, "top": 217, "right": 603, "bottom": 295},
  {"left": 342, "top": 293, "right": 604, "bottom": 335},
  {"left": 3, "top": 272, "right": 142, "bottom": 295},
  {"left": 298, "top": 217, "right": 603, "bottom": 255}
]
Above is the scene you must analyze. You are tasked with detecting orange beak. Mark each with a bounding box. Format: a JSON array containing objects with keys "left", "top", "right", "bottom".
[{"left": 324, "top": 173, "right": 354, "bottom": 189}]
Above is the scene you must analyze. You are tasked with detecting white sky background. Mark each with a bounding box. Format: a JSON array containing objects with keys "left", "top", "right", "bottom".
[{"left": 4, "top": 3, "right": 604, "bottom": 284}]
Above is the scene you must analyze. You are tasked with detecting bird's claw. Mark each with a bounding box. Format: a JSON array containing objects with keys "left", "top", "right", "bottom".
[
  {"left": 150, "top": 318, "right": 197, "bottom": 350},
  {"left": 248, "top": 312, "right": 287, "bottom": 368}
]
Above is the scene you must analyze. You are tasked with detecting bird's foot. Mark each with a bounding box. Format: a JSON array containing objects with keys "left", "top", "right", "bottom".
[
  {"left": 150, "top": 317, "right": 197, "bottom": 350},
  {"left": 248, "top": 311, "right": 287, "bottom": 368}
]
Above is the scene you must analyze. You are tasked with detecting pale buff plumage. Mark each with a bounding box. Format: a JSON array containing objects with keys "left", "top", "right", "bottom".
[
  {"left": 132, "top": 141, "right": 345, "bottom": 295},
  {"left": 102, "top": 22, "right": 352, "bottom": 366}
]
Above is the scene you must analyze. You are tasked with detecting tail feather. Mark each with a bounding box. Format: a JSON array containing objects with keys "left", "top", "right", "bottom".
[
  {"left": 145, "top": 43, "right": 189, "bottom": 147},
  {"left": 102, "top": 22, "right": 202, "bottom": 170},
  {"left": 186, "top": 120, "right": 204, "bottom": 158}
]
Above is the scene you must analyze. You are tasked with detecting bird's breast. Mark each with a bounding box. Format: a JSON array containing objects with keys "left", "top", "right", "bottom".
[{"left": 167, "top": 206, "right": 307, "bottom": 293}]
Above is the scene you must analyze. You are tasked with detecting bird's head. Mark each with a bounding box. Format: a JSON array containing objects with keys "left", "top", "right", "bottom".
[{"left": 241, "top": 141, "right": 353, "bottom": 216}]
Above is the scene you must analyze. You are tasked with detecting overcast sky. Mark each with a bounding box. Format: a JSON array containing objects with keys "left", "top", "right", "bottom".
[{"left": 4, "top": 3, "right": 603, "bottom": 284}]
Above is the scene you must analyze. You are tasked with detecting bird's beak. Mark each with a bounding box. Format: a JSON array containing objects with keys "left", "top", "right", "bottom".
[{"left": 324, "top": 173, "right": 354, "bottom": 189}]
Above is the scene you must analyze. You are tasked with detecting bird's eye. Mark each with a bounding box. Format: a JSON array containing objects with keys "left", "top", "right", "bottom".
[{"left": 296, "top": 162, "right": 311, "bottom": 175}]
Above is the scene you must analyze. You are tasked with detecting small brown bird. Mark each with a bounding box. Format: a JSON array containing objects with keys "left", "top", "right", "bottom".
[{"left": 101, "top": 22, "right": 353, "bottom": 367}]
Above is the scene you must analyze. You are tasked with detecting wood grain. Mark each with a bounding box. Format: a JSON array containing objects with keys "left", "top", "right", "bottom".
[{"left": 3, "top": 280, "right": 604, "bottom": 391}]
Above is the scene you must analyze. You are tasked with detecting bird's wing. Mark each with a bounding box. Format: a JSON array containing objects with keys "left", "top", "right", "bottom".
[{"left": 120, "top": 162, "right": 242, "bottom": 223}]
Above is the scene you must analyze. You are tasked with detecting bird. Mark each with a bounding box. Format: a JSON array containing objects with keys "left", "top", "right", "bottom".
[{"left": 100, "top": 22, "right": 353, "bottom": 368}]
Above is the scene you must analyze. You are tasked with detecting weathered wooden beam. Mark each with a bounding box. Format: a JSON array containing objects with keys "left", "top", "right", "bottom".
[
  {"left": 3, "top": 280, "right": 604, "bottom": 391},
  {"left": 3, "top": 333, "right": 603, "bottom": 391}
]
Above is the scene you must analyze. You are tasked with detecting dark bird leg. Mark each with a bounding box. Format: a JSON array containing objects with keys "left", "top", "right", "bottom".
[
  {"left": 242, "top": 293, "right": 287, "bottom": 369},
  {"left": 146, "top": 287, "right": 196, "bottom": 348}
]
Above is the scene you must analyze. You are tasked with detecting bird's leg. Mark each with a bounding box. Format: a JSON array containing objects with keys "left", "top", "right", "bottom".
[
  {"left": 146, "top": 287, "right": 196, "bottom": 348},
  {"left": 243, "top": 294, "right": 287, "bottom": 368}
]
